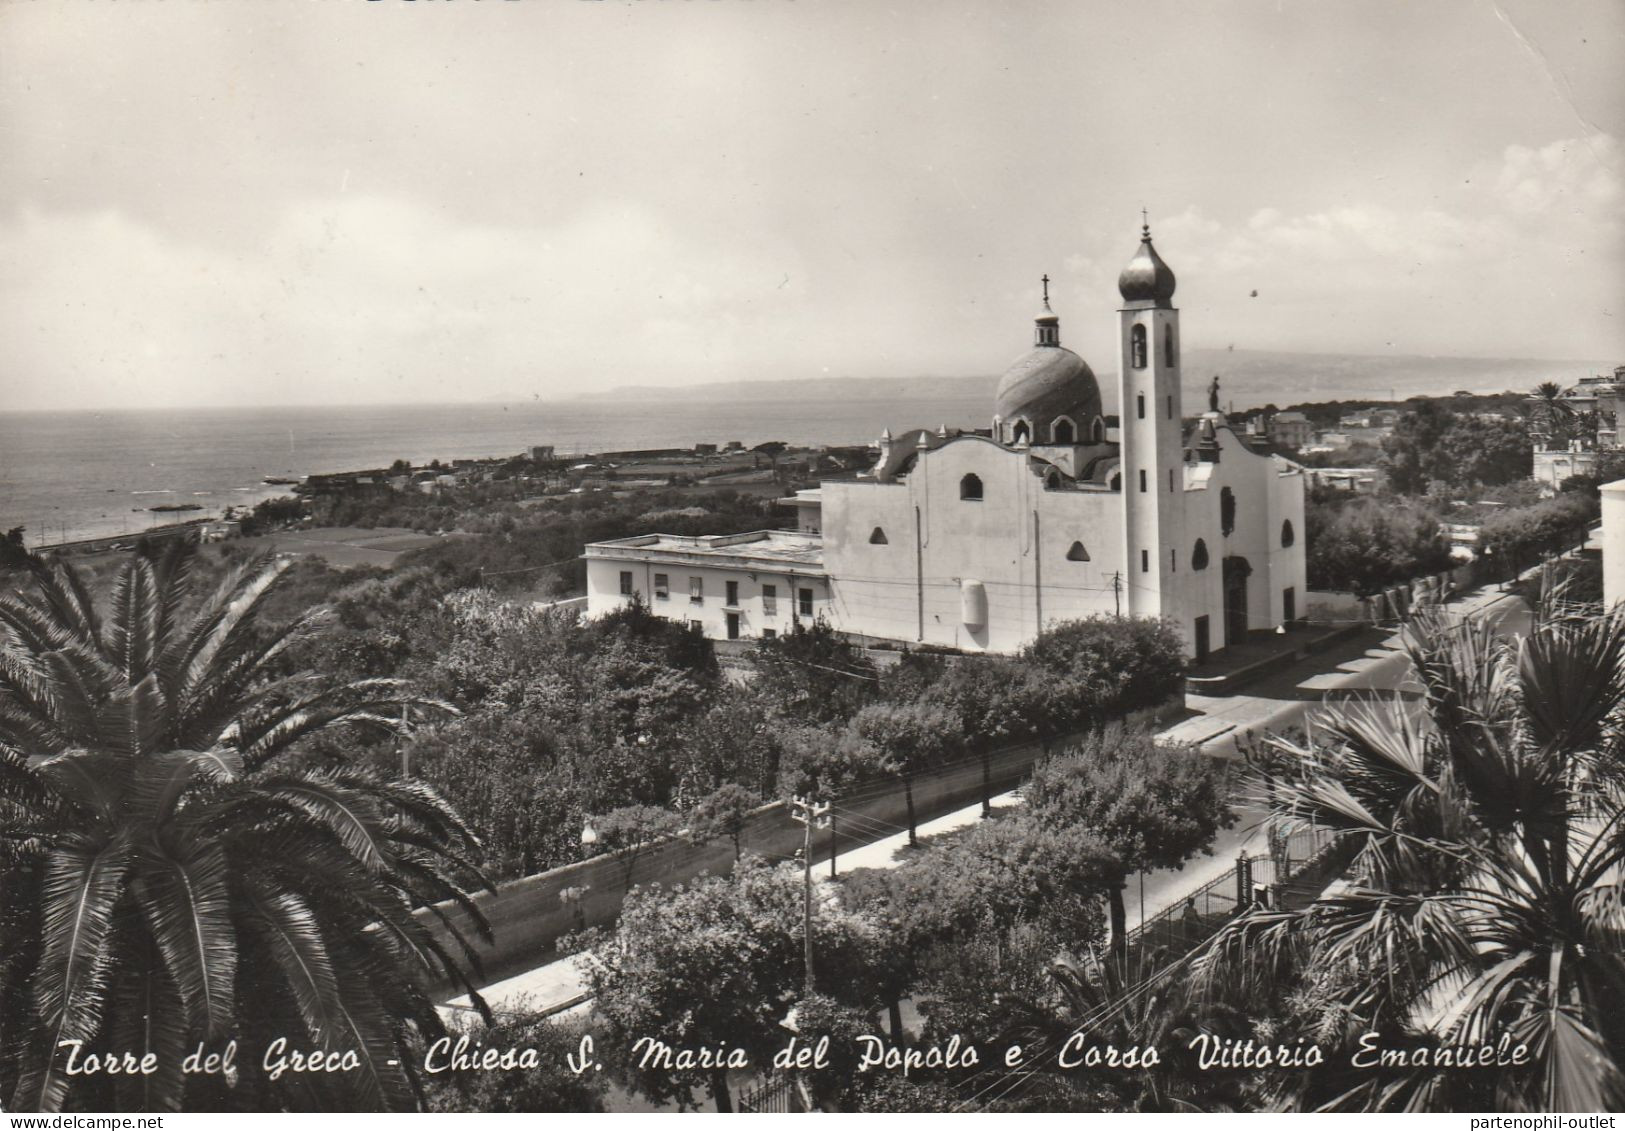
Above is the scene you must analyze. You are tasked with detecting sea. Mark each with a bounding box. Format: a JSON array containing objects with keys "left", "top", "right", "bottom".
[{"left": 0, "top": 396, "right": 993, "bottom": 548}]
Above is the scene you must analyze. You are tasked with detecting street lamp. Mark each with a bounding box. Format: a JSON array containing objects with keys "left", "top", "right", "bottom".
[{"left": 580, "top": 820, "right": 599, "bottom": 847}]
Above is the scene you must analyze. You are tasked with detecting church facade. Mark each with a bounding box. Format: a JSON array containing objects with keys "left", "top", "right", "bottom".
[{"left": 585, "top": 226, "right": 1306, "bottom": 660}]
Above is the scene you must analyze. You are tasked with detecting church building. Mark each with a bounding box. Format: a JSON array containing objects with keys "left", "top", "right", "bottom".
[{"left": 585, "top": 225, "right": 1306, "bottom": 660}]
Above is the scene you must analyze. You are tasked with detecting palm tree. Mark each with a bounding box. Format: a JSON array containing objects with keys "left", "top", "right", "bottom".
[
  {"left": 1192, "top": 605, "right": 1625, "bottom": 1111},
  {"left": 1526, "top": 381, "right": 1572, "bottom": 452},
  {"left": 0, "top": 541, "right": 490, "bottom": 1112}
]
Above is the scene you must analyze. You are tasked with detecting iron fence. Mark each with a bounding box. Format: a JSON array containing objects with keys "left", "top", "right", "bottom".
[{"left": 738, "top": 1073, "right": 799, "bottom": 1114}]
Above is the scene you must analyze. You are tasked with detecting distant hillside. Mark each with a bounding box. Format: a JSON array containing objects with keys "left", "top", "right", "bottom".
[{"left": 579, "top": 349, "right": 1617, "bottom": 411}]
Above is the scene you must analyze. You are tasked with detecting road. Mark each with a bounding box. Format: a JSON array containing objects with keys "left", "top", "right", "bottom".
[{"left": 1129, "top": 582, "right": 1532, "bottom": 928}]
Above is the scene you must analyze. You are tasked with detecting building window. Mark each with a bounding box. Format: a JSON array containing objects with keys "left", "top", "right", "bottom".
[
  {"left": 798, "top": 588, "right": 814, "bottom": 616},
  {"left": 869, "top": 526, "right": 889, "bottom": 544},
  {"left": 1137, "top": 394, "right": 1145, "bottom": 420},
  {"left": 1091, "top": 416, "right": 1106, "bottom": 442},
  {"left": 763, "top": 628, "right": 777, "bottom": 639},
  {"left": 654, "top": 573, "right": 669, "bottom": 600},
  {"left": 960, "top": 473, "right": 984, "bottom": 501},
  {"left": 762, "top": 584, "right": 777, "bottom": 615},
  {"left": 689, "top": 576, "right": 703, "bottom": 604},
  {"left": 1012, "top": 421, "right": 1030, "bottom": 446},
  {"left": 689, "top": 620, "right": 703, "bottom": 632},
  {"left": 1131, "top": 323, "right": 1147, "bottom": 369},
  {"left": 1192, "top": 538, "right": 1210, "bottom": 570},
  {"left": 1171, "top": 548, "right": 1177, "bottom": 571},
  {"left": 1166, "top": 394, "right": 1173, "bottom": 420},
  {"left": 1066, "top": 540, "right": 1090, "bottom": 561},
  {"left": 726, "top": 580, "right": 739, "bottom": 606},
  {"left": 1053, "top": 418, "right": 1075, "bottom": 444},
  {"left": 619, "top": 570, "right": 633, "bottom": 596},
  {"left": 1139, "top": 469, "right": 1147, "bottom": 493},
  {"left": 1220, "top": 487, "right": 1236, "bottom": 536},
  {"left": 1283, "top": 586, "right": 1297, "bottom": 623},
  {"left": 1281, "top": 519, "right": 1295, "bottom": 548},
  {"left": 1168, "top": 468, "right": 1174, "bottom": 492},
  {"left": 1141, "top": 549, "right": 1150, "bottom": 573},
  {"left": 1164, "top": 323, "right": 1177, "bottom": 367}
]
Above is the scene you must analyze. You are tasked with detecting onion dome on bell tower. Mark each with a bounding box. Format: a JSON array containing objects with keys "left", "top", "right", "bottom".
[{"left": 1118, "top": 215, "right": 1177, "bottom": 309}]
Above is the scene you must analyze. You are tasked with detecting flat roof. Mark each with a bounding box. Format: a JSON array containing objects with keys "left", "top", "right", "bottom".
[{"left": 585, "top": 529, "right": 825, "bottom": 567}]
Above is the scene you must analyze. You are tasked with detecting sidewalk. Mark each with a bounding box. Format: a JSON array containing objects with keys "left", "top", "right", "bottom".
[{"left": 443, "top": 581, "right": 1533, "bottom": 1023}]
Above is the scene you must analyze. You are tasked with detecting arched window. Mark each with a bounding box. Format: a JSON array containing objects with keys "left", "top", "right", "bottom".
[
  {"left": 1011, "top": 420, "right": 1031, "bottom": 446},
  {"left": 869, "top": 526, "right": 889, "bottom": 545},
  {"left": 1281, "top": 519, "right": 1295, "bottom": 548},
  {"left": 1053, "top": 418, "right": 1075, "bottom": 445},
  {"left": 1191, "top": 538, "right": 1210, "bottom": 570},
  {"left": 1066, "top": 540, "right": 1091, "bottom": 562},
  {"left": 960, "top": 473, "right": 984, "bottom": 501},
  {"left": 1091, "top": 416, "right": 1106, "bottom": 442},
  {"left": 1046, "top": 470, "right": 1062, "bottom": 490},
  {"left": 1131, "top": 324, "right": 1148, "bottom": 369},
  {"left": 1220, "top": 487, "right": 1236, "bottom": 536},
  {"left": 1164, "top": 323, "right": 1177, "bottom": 367}
]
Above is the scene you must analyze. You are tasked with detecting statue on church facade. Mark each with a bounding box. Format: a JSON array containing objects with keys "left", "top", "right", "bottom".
[{"left": 1208, "top": 375, "right": 1221, "bottom": 413}]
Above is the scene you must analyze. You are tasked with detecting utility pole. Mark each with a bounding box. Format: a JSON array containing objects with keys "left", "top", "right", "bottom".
[
  {"left": 1103, "top": 570, "right": 1122, "bottom": 616},
  {"left": 397, "top": 703, "right": 411, "bottom": 779},
  {"left": 789, "top": 796, "right": 831, "bottom": 995}
]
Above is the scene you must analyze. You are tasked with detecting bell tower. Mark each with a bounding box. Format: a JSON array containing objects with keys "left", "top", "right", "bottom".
[{"left": 1116, "top": 217, "right": 1185, "bottom": 621}]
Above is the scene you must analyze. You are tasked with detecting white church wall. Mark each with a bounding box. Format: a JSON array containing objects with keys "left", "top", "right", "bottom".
[{"left": 823, "top": 437, "right": 1124, "bottom": 653}]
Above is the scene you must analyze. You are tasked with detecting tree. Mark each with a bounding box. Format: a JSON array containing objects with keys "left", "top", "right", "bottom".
[
  {"left": 1525, "top": 380, "right": 1572, "bottom": 451},
  {"left": 1305, "top": 496, "right": 1453, "bottom": 595},
  {"left": 0, "top": 541, "right": 484, "bottom": 1112},
  {"left": 1193, "top": 606, "right": 1625, "bottom": 1110},
  {"left": 688, "top": 782, "right": 758, "bottom": 861},
  {"left": 840, "top": 810, "right": 1112, "bottom": 1039},
  {"left": 425, "top": 1015, "right": 608, "bottom": 1112},
  {"left": 750, "top": 620, "right": 879, "bottom": 727},
  {"left": 586, "top": 857, "right": 875, "bottom": 1112},
  {"left": 1027, "top": 727, "right": 1235, "bottom": 959},
  {"left": 586, "top": 804, "right": 679, "bottom": 890},
  {"left": 849, "top": 702, "right": 965, "bottom": 847},
  {"left": 0, "top": 527, "right": 29, "bottom": 571},
  {"left": 1433, "top": 417, "right": 1533, "bottom": 488},
  {"left": 1381, "top": 401, "right": 1456, "bottom": 494},
  {"left": 923, "top": 658, "right": 1080, "bottom": 815},
  {"left": 1478, "top": 492, "right": 1597, "bottom": 580},
  {"left": 1022, "top": 615, "right": 1186, "bottom": 719}
]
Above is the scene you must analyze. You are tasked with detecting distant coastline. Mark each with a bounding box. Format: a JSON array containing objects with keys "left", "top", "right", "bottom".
[
  {"left": 4, "top": 348, "right": 1613, "bottom": 550},
  {"left": 569, "top": 348, "right": 1616, "bottom": 406}
]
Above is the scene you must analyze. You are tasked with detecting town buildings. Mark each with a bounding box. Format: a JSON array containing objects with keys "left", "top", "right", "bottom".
[
  {"left": 1529, "top": 367, "right": 1625, "bottom": 492},
  {"left": 585, "top": 226, "right": 1307, "bottom": 659}
]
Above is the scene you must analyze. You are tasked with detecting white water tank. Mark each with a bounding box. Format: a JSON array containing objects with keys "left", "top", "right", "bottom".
[{"left": 961, "top": 578, "right": 987, "bottom": 630}]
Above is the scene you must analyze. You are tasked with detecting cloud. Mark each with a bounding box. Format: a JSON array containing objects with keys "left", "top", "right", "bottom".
[
  {"left": 1114, "top": 133, "right": 1624, "bottom": 359},
  {"left": 2, "top": 133, "right": 1621, "bottom": 411},
  {"left": 0, "top": 196, "right": 813, "bottom": 409}
]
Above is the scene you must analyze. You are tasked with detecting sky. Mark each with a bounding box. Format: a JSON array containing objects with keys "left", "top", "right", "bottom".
[{"left": 1, "top": 0, "right": 1621, "bottom": 411}]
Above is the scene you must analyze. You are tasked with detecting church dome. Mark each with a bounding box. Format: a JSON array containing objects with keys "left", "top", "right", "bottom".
[
  {"left": 1118, "top": 222, "right": 1177, "bottom": 307},
  {"left": 993, "top": 345, "right": 1102, "bottom": 445},
  {"left": 992, "top": 279, "right": 1102, "bottom": 446}
]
